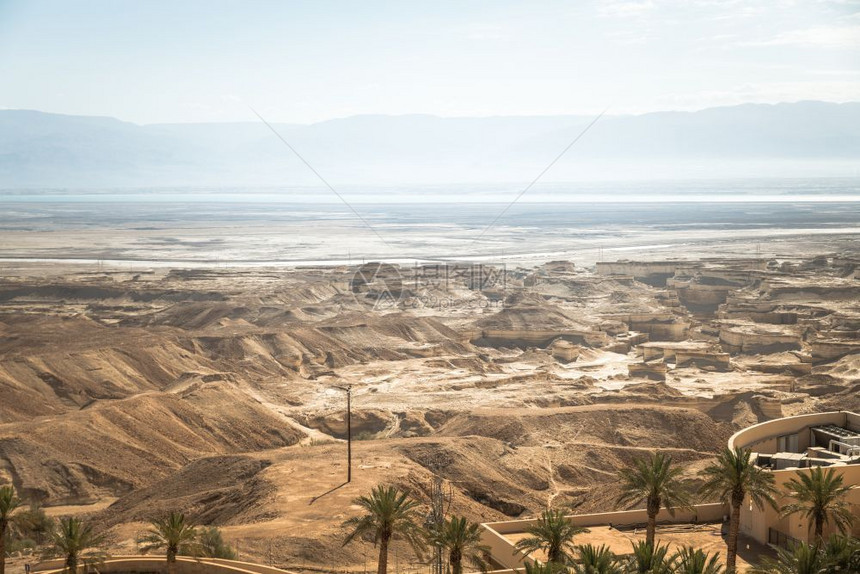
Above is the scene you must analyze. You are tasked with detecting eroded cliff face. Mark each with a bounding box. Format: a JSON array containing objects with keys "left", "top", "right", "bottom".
[{"left": 0, "top": 255, "right": 856, "bottom": 569}]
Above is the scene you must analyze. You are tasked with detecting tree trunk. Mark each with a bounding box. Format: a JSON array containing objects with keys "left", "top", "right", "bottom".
[
  {"left": 646, "top": 506, "right": 658, "bottom": 548},
  {"left": 450, "top": 548, "right": 462, "bottom": 574},
  {"left": 167, "top": 548, "right": 176, "bottom": 574},
  {"left": 377, "top": 535, "right": 390, "bottom": 574},
  {"left": 726, "top": 499, "right": 742, "bottom": 574},
  {"left": 814, "top": 515, "right": 823, "bottom": 542},
  {"left": 0, "top": 518, "right": 7, "bottom": 574},
  {"left": 67, "top": 555, "right": 78, "bottom": 574}
]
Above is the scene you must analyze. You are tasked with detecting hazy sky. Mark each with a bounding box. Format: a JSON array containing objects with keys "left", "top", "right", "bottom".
[{"left": 1, "top": 0, "right": 859, "bottom": 124}]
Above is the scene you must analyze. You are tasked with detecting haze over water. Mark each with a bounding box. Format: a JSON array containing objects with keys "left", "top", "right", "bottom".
[{"left": 1, "top": 179, "right": 858, "bottom": 266}]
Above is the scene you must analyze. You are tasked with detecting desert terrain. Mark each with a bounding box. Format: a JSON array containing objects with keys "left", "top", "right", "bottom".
[
  {"left": 0, "top": 233, "right": 858, "bottom": 572},
  {"left": 4, "top": 0, "right": 860, "bottom": 570}
]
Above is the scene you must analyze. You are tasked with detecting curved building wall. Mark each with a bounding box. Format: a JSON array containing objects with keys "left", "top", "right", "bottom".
[{"left": 727, "top": 412, "right": 860, "bottom": 545}]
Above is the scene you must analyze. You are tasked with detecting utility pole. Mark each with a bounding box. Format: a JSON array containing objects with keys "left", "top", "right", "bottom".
[
  {"left": 335, "top": 384, "right": 353, "bottom": 482},
  {"left": 425, "top": 456, "right": 453, "bottom": 574}
]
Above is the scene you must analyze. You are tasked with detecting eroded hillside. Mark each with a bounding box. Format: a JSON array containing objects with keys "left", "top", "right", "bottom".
[{"left": 0, "top": 256, "right": 857, "bottom": 572}]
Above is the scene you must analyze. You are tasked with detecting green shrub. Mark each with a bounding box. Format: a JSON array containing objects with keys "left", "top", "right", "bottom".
[
  {"left": 13, "top": 504, "right": 52, "bottom": 546},
  {"left": 195, "top": 527, "right": 237, "bottom": 560}
]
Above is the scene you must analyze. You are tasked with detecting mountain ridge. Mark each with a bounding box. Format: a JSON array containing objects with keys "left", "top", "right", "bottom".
[{"left": 1, "top": 101, "right": 858, "bottom": 187}]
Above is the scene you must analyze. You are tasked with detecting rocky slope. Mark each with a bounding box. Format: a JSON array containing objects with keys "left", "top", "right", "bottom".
[{"left": 0, "top": 255, "right": 856, "bottom": 571}]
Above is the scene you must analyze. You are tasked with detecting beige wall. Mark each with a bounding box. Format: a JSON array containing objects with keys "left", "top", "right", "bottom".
[
  {"left": 480, "top": 504, "right": 726, "bottom": 570},
  {"left": 729, "top": 411, "right": 860, "bottom": 545},
  {"left": 33, "top": 556, "right": 298, "bottom": 574},
  {"left": 481, "top": 524, "right": 538, "bottom": 571},
  {"left": 740, "top": 466, "right": 860, "bottom": 545},
  {"left": 728, "top": 412, "right": 854, "bottom": 452},
  {"left": 482, "top": 412, "right": 860, "bottom": 568}
]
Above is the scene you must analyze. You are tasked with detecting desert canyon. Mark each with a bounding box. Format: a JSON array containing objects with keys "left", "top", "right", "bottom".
[{"left": 1, "top": 249, "right": 858, "bottom": 572}]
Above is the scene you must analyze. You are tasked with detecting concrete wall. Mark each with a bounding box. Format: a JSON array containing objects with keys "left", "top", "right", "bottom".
[
  {"left": 481, "top": 524, "right": 538, "bottom": 571},
  {"left": 728, "top": 412, "right": 858, "bottom": 451},
  {"left": 728, "top": 412, "right": 860, "bottom": 545},
  {"left": 482, "top": 412, "right": 860, "bottom": 568},
  {"left": 33, "top": 556, "right": 298, "bottom": 574},
  {"left": 480, "top": 504, "right": 726, "bottom": 571},
  {"left": 739, "top": 465, "right": 860, "bottom": 545}
]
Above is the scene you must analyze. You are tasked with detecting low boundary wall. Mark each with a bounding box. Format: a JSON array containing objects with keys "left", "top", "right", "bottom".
[
  {"left": 480, "top": 503, "right": 727, "bottom": 571},
  {"left": 33, "top": 556, "right": 299, "bottom": 574},
  {"left": 728, "top": 411, "right": 860, "bottom": 452}
]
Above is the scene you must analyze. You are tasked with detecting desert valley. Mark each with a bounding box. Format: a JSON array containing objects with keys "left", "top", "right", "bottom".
[
  {"left": 1, "top": 246, "right": 858, "bottom": 572},
  {"left": 3, "top": 3, "right": 860, "bottom": 571}
]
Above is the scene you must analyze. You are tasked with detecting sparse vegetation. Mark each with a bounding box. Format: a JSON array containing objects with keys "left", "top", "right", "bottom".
[
  {"left": 700, "top": 448, "right": 778, "bottom": 573},
  {"left": 3, "top": 503, "right": 52, "bottom": 561},
  {"left": 616, "top": 452, "right": 691, "bottom": 548},
  {"left": 427, "top": 515, "right": 489, "bottom": 574},
  {"left": 515, "top": 509, "right": 589, "bottom": 566},
  {"left": 12, "top": 504, "right": 52, "bottom": 547},
  {"left": 572, "top": 543, "right": 622, "bottom": 574},
  {"left": 524, "top": 562, "right": 570, "bottom": 574},
  {"left": 780, "top": 466, "right": 855, "bottom": 541},
  {"left": 0, "top": 258, "right": 858, "bottom": 574},
  {"left": 195, "top": 526, "right": 238, "bottom": 560},
  {"left": 305, "top": 438, "right": 337, "bottom": 447},
  {"left": 342, "top": 485, "right": 426, "bottom": 574},
  {"left": 514, "top": 536, "right": 860, "bottom": 574},
  {"left": 138, "top": 512, "right": 199, "bottom": 573},
  {"left": 626, "top": 540, "right": 673, "bottom": 574},
  {"left": 671, "top": 546, "right": 723, "bottom": 574},
  {"left": 354, "top": 431, "right": 379, "bottom": 441},
  {"left": 819, "top": 534, "right": 860, "bottom": 572},
  {"left": 750, "top": 540, "right": 824, "bottom": 574},
  {"left": 47, "top": 517, "right": 105, "bottom": 574},
  {"left": 2, "top": 472, "right": 858, "bottom": 574},
  {"left": 0, "top": 486, "right": 21, "bottom": 574}
]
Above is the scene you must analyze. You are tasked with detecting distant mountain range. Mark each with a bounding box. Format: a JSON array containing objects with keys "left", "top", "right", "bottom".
[{"left": 1, "top": 101, "right": 858, "bottom": 187}]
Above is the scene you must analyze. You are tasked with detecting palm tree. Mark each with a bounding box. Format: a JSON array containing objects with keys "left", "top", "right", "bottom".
[
  {"left": 571, "top": 544, "right": 621, "bottom": 574},
  {"left": 780, "top": 466, "right": 855, "bottom": 541},
  {"left": 0, "top": 486, "right": 21, "bottom": 574},
  {"left": 515, "top": 509, "right": 588, "bottom": 566},
  {"left": 625, "top": 541, "right": 673, "bottom": 574},
  {"left": 12, "top": 503, "right": 52, "bottom": 546},
  {"left": 819, "top": 534, "right": 860, "bottom": 573},
  {"left": 749, "top": 541, "right": 823, "bottom": 574},
  {"left": 524, "top": 563, "right": 568, "bottom": 574},
  {"left": 616, "top": 452, "right": 691, "bottom": 548},
  {"left": 700, "top": 447, "right": 777, "bottom": 574},
  {"left": 49, "top": 517, "right": 105, "bottom": 574},
  {"left": 138, "top": 511, "right": 199, "bottom": 574},
  {"left": 671, "top": 546, "right": 723, "bottom": 574},
  {"left": 428, "top": 515, "right": 489, "bottom": 574},
  {"left": 342, "top": 485, "right": 426, "bottom": 574}
]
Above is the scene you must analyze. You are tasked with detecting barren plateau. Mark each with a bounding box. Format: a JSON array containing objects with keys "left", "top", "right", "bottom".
[{"left": 1, "top": 225, "right": 859, "bottom": 572}]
